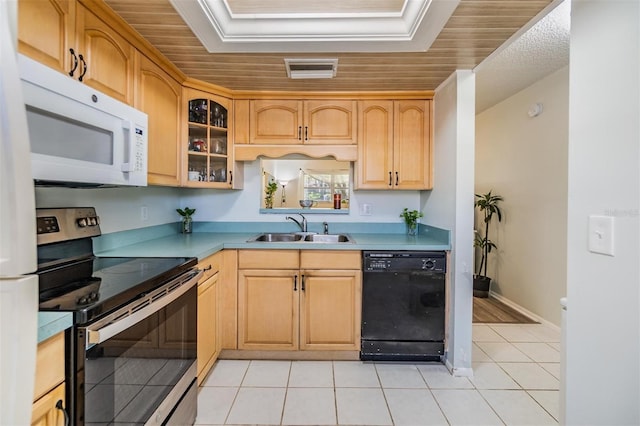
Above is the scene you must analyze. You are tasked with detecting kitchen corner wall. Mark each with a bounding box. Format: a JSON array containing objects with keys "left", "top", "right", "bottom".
[
  {"left": 475, "top": 66, "right": 569, "bottom": 326},
  {"left": 35, "top": 161, "right": 423, "bottom": 234},
  {"left": 424, "top": 70, "right": 475, "bottom": 376},
  {"left": 35, "top": 186, "right": 182, "bottom": 234}
]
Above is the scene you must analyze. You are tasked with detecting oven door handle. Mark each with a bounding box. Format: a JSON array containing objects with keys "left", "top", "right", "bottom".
[{"left": 86, "top": 268, "right": 203, "bottom": 346}]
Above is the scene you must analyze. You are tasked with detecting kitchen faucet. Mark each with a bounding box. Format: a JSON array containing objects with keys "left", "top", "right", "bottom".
[{"left": 286, "top": 213, "right": 307, "bottom": 232}]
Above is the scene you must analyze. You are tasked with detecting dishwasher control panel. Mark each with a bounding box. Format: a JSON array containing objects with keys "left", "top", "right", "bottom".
[{"left": 363, "top": 251, "right": 446, "bottom": 272}]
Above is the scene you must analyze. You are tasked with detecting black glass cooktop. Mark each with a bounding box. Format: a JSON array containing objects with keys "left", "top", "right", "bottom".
[{"left": 38, "top": 256, "right": 197, "bottom": 324}]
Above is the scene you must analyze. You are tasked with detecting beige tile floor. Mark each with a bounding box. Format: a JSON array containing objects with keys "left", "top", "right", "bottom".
[{"left": 195, "top": 323, "right": 561, "bottom": 425}]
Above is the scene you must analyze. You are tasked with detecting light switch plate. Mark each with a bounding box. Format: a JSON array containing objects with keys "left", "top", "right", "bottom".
[
  {"left": 360, "top": 203, "right": 372, "bottom": 216},
  {"left": 588, "top": 215, "right": 614, "bottom": 256}
]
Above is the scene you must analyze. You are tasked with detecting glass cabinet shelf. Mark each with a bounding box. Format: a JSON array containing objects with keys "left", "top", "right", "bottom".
[{"left": 186, "top": 97, "right": 229, "bottom": 185}]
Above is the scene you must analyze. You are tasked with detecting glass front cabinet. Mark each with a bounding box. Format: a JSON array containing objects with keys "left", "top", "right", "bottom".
[{"left": 183, "top": 89, "right": 239, "bottom": 188}]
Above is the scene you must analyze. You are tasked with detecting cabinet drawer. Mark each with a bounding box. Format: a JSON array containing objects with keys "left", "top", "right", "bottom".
[
  {"left": 238, "top": 250, "right": 299, "bottom": 269},
  {"left": 198, "top": 251, "right": 222, "bottom": 281},
  {"left": 34, "top": 332, "right": 65, "bottom": 401},
  {"left": 301, "top": 250, "right": 361, "bottom": 270}
]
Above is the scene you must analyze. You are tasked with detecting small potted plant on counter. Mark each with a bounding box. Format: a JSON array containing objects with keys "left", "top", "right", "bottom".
[
  {"left": 264, "top": 181, "right": 278, "bottom": 209},
  {"left": 176, "top": 206, "right": 196, "bottom": 234},
  {"left": 473, "top": 191, "right": 503, "bottom": 298},
  {"left": 400, "top": 208, "right": 424, "bottom": 236}
]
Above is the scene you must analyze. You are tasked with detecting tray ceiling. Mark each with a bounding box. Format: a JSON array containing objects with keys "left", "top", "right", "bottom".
[{"left": 103, "top": 0, "right": 557, "bottom": 93}]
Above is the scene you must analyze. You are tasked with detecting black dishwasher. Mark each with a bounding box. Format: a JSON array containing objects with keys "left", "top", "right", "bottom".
[{"left": 361, "top": 251, "right": 446, "bottom": 361}]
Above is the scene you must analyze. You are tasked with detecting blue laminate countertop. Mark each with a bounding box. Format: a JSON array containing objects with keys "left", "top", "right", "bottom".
[
  {"left": 38, "top": 312, "right": 73, "bottom": 343},
  {"left": 95, "top": 222, "right": 450, "bottom": 260}
]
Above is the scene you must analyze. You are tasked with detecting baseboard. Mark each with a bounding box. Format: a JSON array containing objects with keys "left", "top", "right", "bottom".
[
  {"left": 444, "top": 358, "right": 474, "bottom": 378},
  {"left": 488, "top": 290, "right": 560, "bottom": 332}
]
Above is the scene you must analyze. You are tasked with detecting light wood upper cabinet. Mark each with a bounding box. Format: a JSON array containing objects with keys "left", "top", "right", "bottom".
[
  {"left": 237, "top": 250, "right": 361, "bottom": 352},
  {"left": 18, "top": 0, "right": 135, "bottom": 105},
  {"left": 356, "top": 99, "right": 432, "bottom": 190},
  {"left": 248, "top": 100, "right": 302, "bottom": 145},
  {"left": 243, "top": 99, "right": 356, "bottom": 145},
  {"left": 75, "top": 4, "right": 134, "bottom": 104},
  {"left": 18, "top": 0, "right": 75, "bottom": 74},
  {"left": 136, "top": 53, "right": 182, "bottom": 186},
  {"left": 305, "top": 100, "right": 357, "bottom": 145},
  {"left": 183, "top": 88, "right": 241, "bottom": 189}
]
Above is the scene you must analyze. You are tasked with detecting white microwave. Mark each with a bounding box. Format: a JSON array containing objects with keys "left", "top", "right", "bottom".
[{"left": 19, "top": 55, "right": 148, "bottom": 187}]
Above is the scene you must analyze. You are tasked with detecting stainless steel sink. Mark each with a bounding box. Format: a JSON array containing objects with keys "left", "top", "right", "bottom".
[
  {"left": 304, "top": 234, "right": 353, "bottom": 243},
  {"left": 247, "top": 233, "right": 354, "bottom": 243},
  {"left": 247, "top": 233, "right": 304, "bottom": 242}
]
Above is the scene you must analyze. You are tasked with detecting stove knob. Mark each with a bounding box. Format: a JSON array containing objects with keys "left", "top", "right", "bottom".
[
  {"left": 89, "top": 217, "right": 97, "bottom": 226},
  {"left": 77, "top": 218, "right": 87, "bottom": 228}
]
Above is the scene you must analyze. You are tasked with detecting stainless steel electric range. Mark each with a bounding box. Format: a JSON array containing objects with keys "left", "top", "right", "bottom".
[{"left": 36, "top": 208, "right": 202, "bottom": 426}]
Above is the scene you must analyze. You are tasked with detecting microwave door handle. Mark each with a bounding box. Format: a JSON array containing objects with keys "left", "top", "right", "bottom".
[
  {"left": 120, "top": 120, "right": 134, "bottom": 173},
  {"left": 86, "top": 269, "right": 202, "bottom": 346}
]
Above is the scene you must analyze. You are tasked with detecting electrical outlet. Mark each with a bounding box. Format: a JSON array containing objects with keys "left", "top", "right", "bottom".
[
  {"left": 140, "top": 206, "right": 148, "bottom": 221},
  {"left": 360, "top": 203, "right": 372, "bottom": 216}
]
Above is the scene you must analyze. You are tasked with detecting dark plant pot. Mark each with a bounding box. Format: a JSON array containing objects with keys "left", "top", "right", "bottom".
[{"left": 473, "top": 275, "right": 491, "bottom": 298}]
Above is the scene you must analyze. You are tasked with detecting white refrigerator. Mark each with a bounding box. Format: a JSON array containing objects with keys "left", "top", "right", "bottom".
[{"left": 0, "top": 1, "right": 40, "bottom": 424}]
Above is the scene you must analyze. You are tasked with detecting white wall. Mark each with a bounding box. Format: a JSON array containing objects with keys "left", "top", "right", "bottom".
[
  {"left": 35, "top": 186, "right": 181, "bottom": 234},
  {"left": 424, "top": 70, "right": 475, "bottom": 375},
  {"left": 180, "top": 160, "right": 422, "bottom": 223},
  {"left": 475, "top": 66, "right": 569, "bottom": 325},
  {"left": 565, "top": 1, "right": 640, "bottom": 424}
]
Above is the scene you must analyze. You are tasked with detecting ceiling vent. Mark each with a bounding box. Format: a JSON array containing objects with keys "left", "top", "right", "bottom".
[{"left": 284, "top": 58, "right": 338, "bottom": 79}]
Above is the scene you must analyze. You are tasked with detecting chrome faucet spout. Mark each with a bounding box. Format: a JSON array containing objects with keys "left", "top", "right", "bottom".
[{"left": 286, "top": 213, "right": 307, "bottom": 232}]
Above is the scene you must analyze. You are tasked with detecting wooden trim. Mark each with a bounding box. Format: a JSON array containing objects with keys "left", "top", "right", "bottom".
[
  {"left": 300, "top": 250, "right": 361, "bottom": 269},
  {"left": 219, "top": 349, "right": 360, "bottom": 361},
  {"left": 234, "top": 144, "right": 358, "bottom": 162},
  {"left": 220, "top": 250, "right": 238, "bottom": 349},
  {"left": 183, "top": 77, "right": 234, "bottom": 99},
  {"left": 232, "top": 90, "right": 434, "bottom": 100},
  {"left": 238, "top": 249, "right": 299, "bottom": 269}
]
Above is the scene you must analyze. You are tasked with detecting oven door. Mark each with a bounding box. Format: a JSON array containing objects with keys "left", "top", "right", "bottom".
[{"left": 72, "top": 268, "right": 201, "bottom": 426}]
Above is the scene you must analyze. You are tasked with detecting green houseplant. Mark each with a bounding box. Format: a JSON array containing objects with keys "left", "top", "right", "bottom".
[
  {"left": 264, "top": 181, "right": 278, "bottom": 209},
  {"left": 400, "top": 208, "right": 424, "bottom": 236},
  {"left": 176, "top": 206, "right": 196, "bottom": 234},
  {"left": 473, "top": 191, "right": 503, "bottom": 297}
]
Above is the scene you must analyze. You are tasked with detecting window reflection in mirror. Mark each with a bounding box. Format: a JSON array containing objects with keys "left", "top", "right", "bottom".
[{"left": 261, "top": 158, "right": 351, "bottom": 211}]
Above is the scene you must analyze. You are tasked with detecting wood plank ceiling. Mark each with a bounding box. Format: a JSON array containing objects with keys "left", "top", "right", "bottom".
[{"left": 103, "top": 0, "right": 553, "bottom": 92}]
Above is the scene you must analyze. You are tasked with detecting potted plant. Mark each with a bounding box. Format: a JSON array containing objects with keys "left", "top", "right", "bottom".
[
  {"left": 473, "top": 191, "right": 503, "bottom": 297},
  {"left": 176, "top": 206, "right": 196, "bottom": 234},
  {"left": 264, "top": 181, "right": 278, "bottom": 209},
  {"left": 400, "top": 208, "right": 424, "bottom": 236}
]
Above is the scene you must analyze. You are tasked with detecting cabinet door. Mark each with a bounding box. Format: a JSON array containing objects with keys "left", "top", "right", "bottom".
[
  {"left": 356, "top": 100, "right": 394, "bottom": 189},
  {"left": 75, "top": 5, "right": 134, "bottom": 104},
  {"left": 18, "top": 0, "right": 75, "bottom": 74},
  {"left": 250, "top": 100, "right": 303, "bottom": 144},
  {"left": 136, "top": 53, "right": 182, "bottom": 186},
  {"left": 184, "top": 89, "right": 233, "bottom": 188},
  {"left": 197, "top": 272, "right": 219, "bottom": 383},
  {"left": 238, "top": 269, "right": 299, "bottom": 350},
  {"left": 394, "top": 100, "right": 431, "bottom": 189},
  {"left": 304, "top": 100, "right": 357, "bottom": 145},
  {"left": 31, "top": 383, "right": 65, "bottom": 426},
  {"left": 299, "top": 270, "right": 362, "bottom": 351}
]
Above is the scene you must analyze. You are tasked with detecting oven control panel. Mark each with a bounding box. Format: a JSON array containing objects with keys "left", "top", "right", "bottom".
[{"left": 36, "top": 207, "right": 101, "bottom": 245}]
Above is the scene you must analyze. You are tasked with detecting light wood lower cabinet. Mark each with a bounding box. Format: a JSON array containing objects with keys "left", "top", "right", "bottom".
[
  {"left": 237, "top": 250, "right": 361, "bottom": 351},
  {"left": 197, "top": 252, "right": 222, "bottom": 383},
  {"left": 32, "top": 333, "right": 67, "bottom": 426},
  {"left": 31, "top": 383, "right": 65, "bottom": 426}
]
